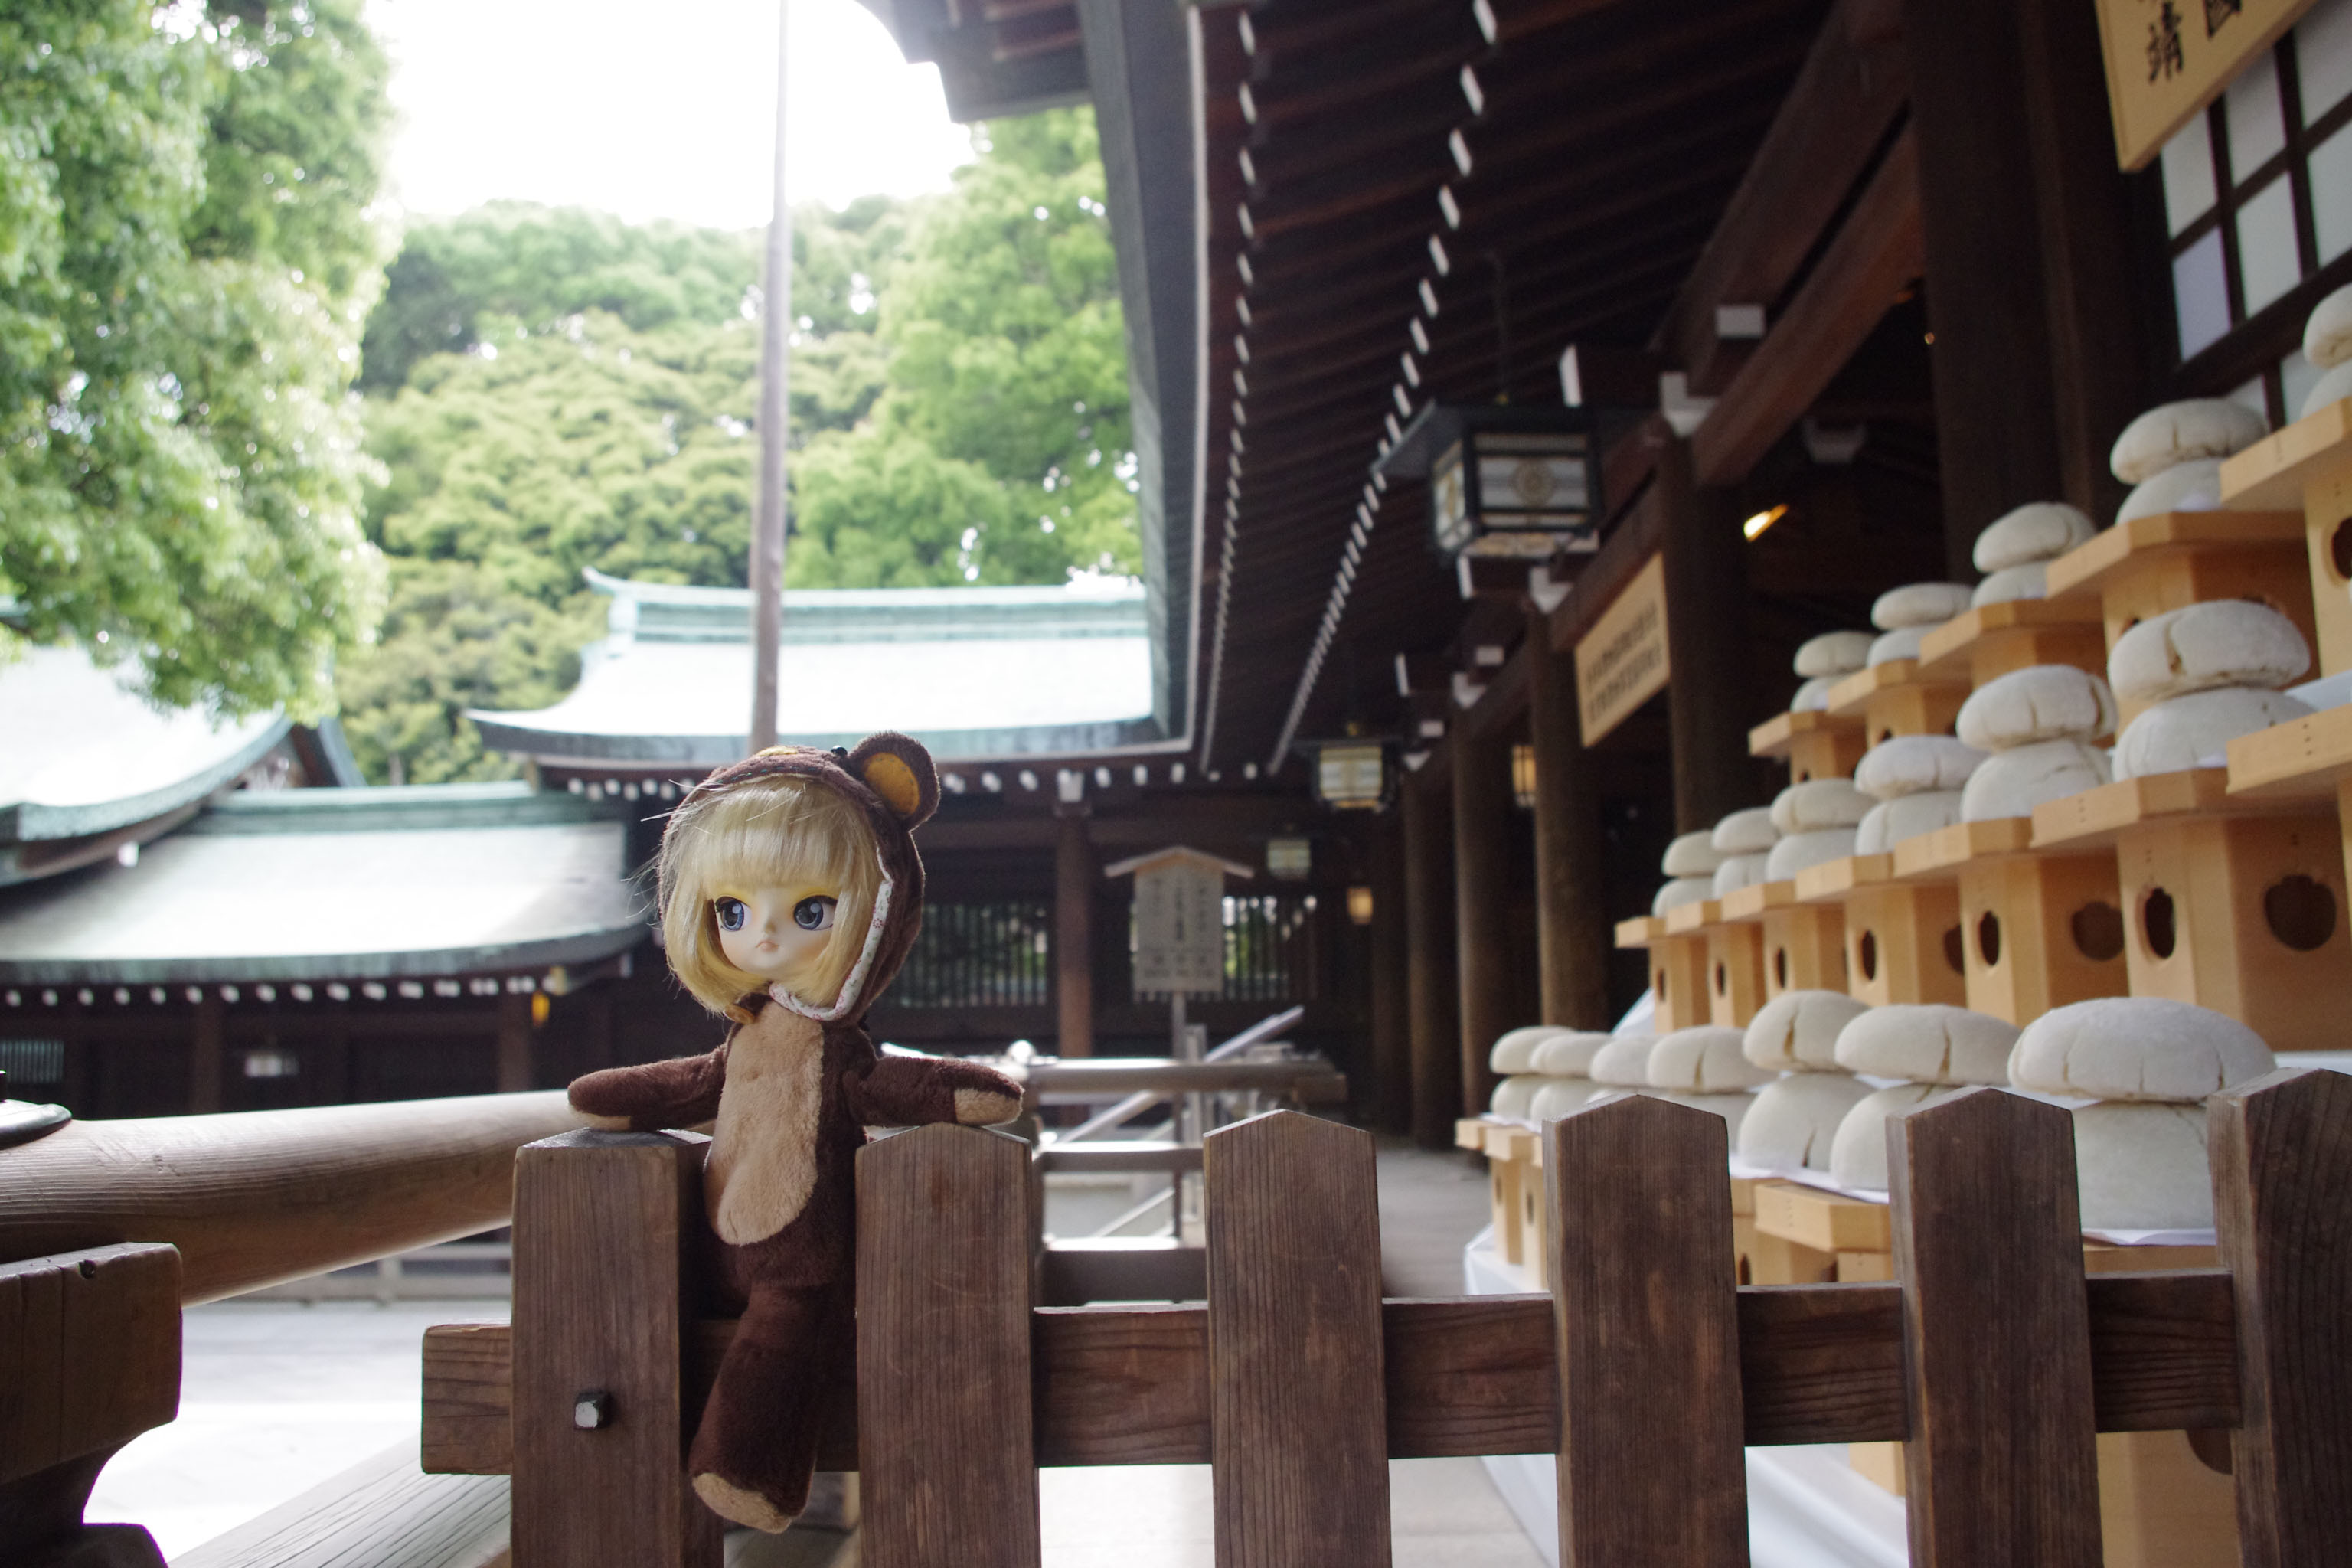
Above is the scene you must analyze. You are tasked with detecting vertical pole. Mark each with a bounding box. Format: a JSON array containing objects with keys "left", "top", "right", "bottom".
[
  {"left": 1452, "top": 724, "right": 1512, "bottom": 1120},
  {"left": 1367, "top": 812, "right": 1412, "bottom": 1135},
  {"left": 1054, "top": 809, "right": 1095, "bottom": 1058},
  {"left": 1657, "top": 440, "right": 1756, "bottom": 833},
  {"left": 1524, "top": 609, "right": 1611, "bottom": 1029},
  {"left": 497, "top": 992, "right": 533, "bottom": 1094},
  {"left": 748, "top": 0, "right": 792, "bottom": 753},
  {"left": 189, "top": 992, "right": 224, "bottom": 1114},
  {"left": 1401, "top": 772, "right": 1459, "bottom": 1148}
]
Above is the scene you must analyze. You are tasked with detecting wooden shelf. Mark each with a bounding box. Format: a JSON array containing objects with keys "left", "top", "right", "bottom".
[
  {"left": 1890, "top": 817, "right": 2037, "bottom": 877},
  {"left": 2042, "top": 509, "right": 2305, "bottom": 601},
  {"left": 1717, "top": 880, "right": 1798, "bottom": 922},
  {"left": 1913, "top": 598, "right": 2105, "bottom": 684},
  {"left": 2218, "top": 396, "right": 2352, "bottom": 511},
  {"left": 1748, "top": 707, "right": 1863, "bottom": 760},
  {"left": 1792, "top": 853, "right": 1895, "bottom": 902},
  {"left": 1664, "top": 899, "right": 1720, "bottom": 935},
  {"left": 2227, "top": 703, "right": 2352, "bottom": 803},
  {"left": 2030, "top": 770, "right": 2235, "bottom": 848},
  {"left": 1615, "top": 914, "right": 1665, "bottom": 949}
]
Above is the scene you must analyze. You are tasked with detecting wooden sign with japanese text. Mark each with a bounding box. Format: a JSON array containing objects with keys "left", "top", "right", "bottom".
[
  {"left": 1576, "top": 552, "right": 1670, "bottom": 745},
  {"left": 2094, "top": 0, "right": 2318, "bottom": 168},
  {"left": 1129, "top": 855, "right": 1230, "bottom": 998}
]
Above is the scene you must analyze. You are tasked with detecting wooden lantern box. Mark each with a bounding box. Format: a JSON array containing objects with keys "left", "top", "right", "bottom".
[
  {"left": 1747, "top": 707, "right": 1867, "bottom": 786},
  {"left": 1824, "top": 656, "right": 1968, "bottom": 749},
  {"left": 1661, "top": 897, "right": 1767, "bottom": 1027},
  {"left": 2033, "top": 769, "right": 2352, "bottom": 1054},
  {"left": 1457, "top": 1118, "right": 1544, "bottom": 1276},
  {"left": 2230, "top": 699, "right": 2352, "bottom": 896},
  {"left": 1718, "top": 879, "right": 1847, "bottom": 998},
  {"left": 1795, "top": 851, "right": 1966, "bottom": 1008},
  {"left": 2219, "top": 394, "right": 2352, "bottom": 675},
  {"left": 1913, "top": 596, "right": 2108, "bottom": 688},
  {"left": 1616, "top": 914, "right": 1711, "bottom": 1033},
  {"left": 1891, "top": 818, "right": 2128, "bottom": 1024}
]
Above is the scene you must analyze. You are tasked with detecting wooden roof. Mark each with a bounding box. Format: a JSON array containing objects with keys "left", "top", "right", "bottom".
[{"left": 1193, "top": 0, "right": 1838, "bottom": 778}]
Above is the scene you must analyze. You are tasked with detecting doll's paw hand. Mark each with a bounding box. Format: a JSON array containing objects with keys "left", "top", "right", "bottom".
[
  {"left": 952, "top": 1086, "right": 1021, "bottom": 1125},
  {"left": 693, "top": 1473, "right": 796, "bottom": 1534}
]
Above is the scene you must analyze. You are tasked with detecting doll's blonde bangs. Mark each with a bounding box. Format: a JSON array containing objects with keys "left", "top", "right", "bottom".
[{"left": 660, "top": 776, "right": 882, "bottom": 1014}]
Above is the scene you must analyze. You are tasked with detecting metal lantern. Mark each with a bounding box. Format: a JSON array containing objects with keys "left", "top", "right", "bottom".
[
  {"left": 1380, "top": 403, "right": 1602, "bottom": 561},
  {"left": 1309, "top": 740, "right": 1388, "bottom": 810}
]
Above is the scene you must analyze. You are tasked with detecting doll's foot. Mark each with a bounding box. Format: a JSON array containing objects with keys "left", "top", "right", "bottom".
[{"left": 693, "top": 1472, "right": 798, "bottom": 1534}]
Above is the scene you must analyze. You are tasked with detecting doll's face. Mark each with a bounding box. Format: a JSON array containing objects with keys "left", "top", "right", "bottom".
[{"left": 713, "top": 881, "right": 842, "bottom": 1001}]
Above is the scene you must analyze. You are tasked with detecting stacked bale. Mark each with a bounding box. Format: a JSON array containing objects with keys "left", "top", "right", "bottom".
[
  {"left": 1826, "top": 1004, "right": 2020, "bottom": 1189},
  {"left": 1969, "top": 501, "right": 2097, "bottom": 606},
  {"left": 2008, "top": 998, "right": 2275, "bottom": 1230},
  {"left": 1485, "top": 1025, "right": 1566, "bottom": 1120},
  {"left": 1789, "top": 630, "right": 1875, "bottom": 713},
  {"left": 1710, "top": 806, "right": 1780, "bottom": 897},
  {"left": 1644, "top": 1025, "right": 1773, "bottom": 1135},
  {"left": 1586, "top": 1032, "right": 1658, "bottom": 1105},
  {"left": 1955, "top": 665, "right": 2118, "bottom": 820},
  {"left": 2109, "top": 398, "right": 2268, "bottom": 524},
  {"left": 1853, "top": 734, "right": 1985, "bottom": 852},
  {"left": 1527, "top": 1031, "right": 1616, "bottom": 1121},
  {"left": 1865, "top": 582, "right": 1974, "bottom": 668},
  {"left": 1736, "top": 991, "right": 1873, "bottom": 1173},
  {"left": 2108, "top": 601, "right": 2314, "bottom": 778},
  {"left": 1652, "top": 830, "right": 1726, "bottom": 915},
  {"left": 2301, "top": 282, "right": 2352, "bottom": 416},
  {"left": 1765, "top": 778, "right": 1873, "bottom": 880}
]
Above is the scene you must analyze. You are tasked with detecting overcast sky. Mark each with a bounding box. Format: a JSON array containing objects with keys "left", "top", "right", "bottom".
[{"left": 365, "top": 0, "right": 977, "bottom": 229}]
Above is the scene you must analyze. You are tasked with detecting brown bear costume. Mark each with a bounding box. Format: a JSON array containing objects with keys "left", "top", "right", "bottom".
[{"left": 566, "top": 735, "right": 1022, "bottom": 1533}]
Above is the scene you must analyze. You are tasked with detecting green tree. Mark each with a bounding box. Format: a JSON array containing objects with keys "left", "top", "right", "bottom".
[{"left": 0, "top": 0, "right": 391, "bottom": 720}]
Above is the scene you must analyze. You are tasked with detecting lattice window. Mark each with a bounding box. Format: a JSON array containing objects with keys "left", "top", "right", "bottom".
[
  {"left": 1131, "top": 893, "right": 1321, "bottom": 1003},
  {"left": 892, "top": 900, "right": 1054, "bottom": 1008},
  {"left": 0, "top": 1037, "right": 65, "bottom": 1086}
]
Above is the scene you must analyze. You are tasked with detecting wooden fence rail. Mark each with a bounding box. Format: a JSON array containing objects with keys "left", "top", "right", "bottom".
[{"left": 426, "top": 1067, "right": 2352, "bottom": 1567}]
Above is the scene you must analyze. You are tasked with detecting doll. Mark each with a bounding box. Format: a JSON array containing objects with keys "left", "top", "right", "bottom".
[{"left": 566, "top": 733, "right": 1022, "bottom": 1534}]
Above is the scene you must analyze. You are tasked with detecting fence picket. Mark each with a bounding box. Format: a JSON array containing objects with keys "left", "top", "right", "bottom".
[
  {"left": 1888, "top": 1088, "right": 2101, "bottom": 1566},
  {"left": 1205, "top": 1111, "right": 1390, "bottom": 1568},
  {"left": 2210, "top": 1067, "right": 2352, "bottom": 1566},
  {"left": 1544, "top": 1094, "right": 1746, "bottom": 1566},
  {"left": 857, "top": 1125, "right": 1040, "bottom": 1568}
]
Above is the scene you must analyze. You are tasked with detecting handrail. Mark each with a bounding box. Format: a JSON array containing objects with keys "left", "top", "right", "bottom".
[
  {"left": 1050, "top": 1004, "right": 1308, "bottom": 1142},
  {"left": 0, "top": 1089, "right": 584, "bottom": 1305}
]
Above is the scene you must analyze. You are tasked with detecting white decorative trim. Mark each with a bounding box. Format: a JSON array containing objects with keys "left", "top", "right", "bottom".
[{"left": 768, "top": 846, "right": 895, "bottom": 1023}]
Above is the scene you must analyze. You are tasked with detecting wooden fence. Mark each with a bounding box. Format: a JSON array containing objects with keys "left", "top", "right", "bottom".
[{"left": 422, "top": 1068, "right": 2352, "bottom": 1567}]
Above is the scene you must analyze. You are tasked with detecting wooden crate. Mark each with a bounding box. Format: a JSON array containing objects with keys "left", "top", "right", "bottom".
[
  {"left": 1825, "top": 658, "right": 1971, "bottom": 749},
  {"left": 2220, "top": 395, "right": 2352, "bottom": 677},
  {"left": 1749, "top": 707, "right": 1867, "bottom": 786},
  {"left": 1894, "top": 819, "right": 2129, "bottom": 1024},
  {"left": 1619, "top": 914, "right": 1712, "bottom": 1034},
  {"left": 1915, "top": 597, "right": 2109, "bottom": 688}
]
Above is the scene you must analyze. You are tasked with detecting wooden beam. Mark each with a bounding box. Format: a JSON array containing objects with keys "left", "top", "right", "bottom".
[
  {"left": 1689, "top": 129, "right": 1924, "bottom": 488},
  {"left": 1367, "top": 813, "right": 1413, "bottom": 1135},
  {"left": 1451, "top": 725, "right": 1514, "bottom": 1116},
  {"left": 1652, "top": 0, "right": 1911, "bottom": 394},
  {"left": 1054, "top": 810, "right": 1094, "bottom": 1058},
  {"left": 495, "top": 992, "right": 531, "bottom": 1094},
  {"left": 1524, "top": 610, "right": 1612, "bottom": 1029},
  {"left": 1400, "top": 774, "right": 1459, "bottom": 1148},
  {"left": 1660, "top": 438, "right": 1763, "bottom": 831}
]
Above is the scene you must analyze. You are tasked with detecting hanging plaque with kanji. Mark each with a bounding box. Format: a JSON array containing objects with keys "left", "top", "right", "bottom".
[{"left": 1129, "top": 854, "right": 1230, "bottom": 998}]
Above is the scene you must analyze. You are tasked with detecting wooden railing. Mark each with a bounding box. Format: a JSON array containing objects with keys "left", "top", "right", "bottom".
[
  {"left": 0, "top": 1090, "right": 583, "bottom": 1566},
  {"left": 424, "top": 1070, "right": 2351, "bottom": 1567}
]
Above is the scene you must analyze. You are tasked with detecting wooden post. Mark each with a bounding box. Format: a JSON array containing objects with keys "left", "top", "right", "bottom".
[
  {"left": 1525, "top": 609, "right": 1610, "bottom": 1029},
  {"left": 511, "top": 1129, "right": 718, "bottom": 1568},
  {"left": 1544, "top": 1096, "right": 1746, "bottom": 1565},
  {"left": 1205, "top": 1112, "right": 1390, "bottom": 1568},
  {"left": 857, "top": 1125, "right": 1040, "bottom": 1568},
  {"left": 2209, "top": 1069, "right": 2352, "bottom": 1565},
  {"left": 1658, "top": 438, "right": 1756, "bottom": 831},
  {"left": 1888, "top": 1089, "right": 2102, "bottom": 1566},
  {"left": 1452, "top": 725, "right": 1513, "bottom": 1119},
  {"left": 189, "top": 992, "right": 224, "bottom": 1114},
  {"left": 1054, "top": 808, "right": 1096, "bottom": 1057},
  {"left": 497, "top": 992, "right": 533, "bottom": 1094},
  {"left": 1367, "top": 812, "right": 1413, "bottom": 1135},
  {"left": 1401, "top": 773, "right": 1459, "bottom": 1148}
]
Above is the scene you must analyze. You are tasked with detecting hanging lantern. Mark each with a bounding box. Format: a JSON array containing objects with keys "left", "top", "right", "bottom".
[
  {"left": 1306, "top": 740, "right": 1389, "bottom": 810},
  {"left": 1378, "top": 403, "right": 1602, "bottom": 561}
]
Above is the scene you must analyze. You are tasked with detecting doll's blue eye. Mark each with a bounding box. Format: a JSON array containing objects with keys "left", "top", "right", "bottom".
[
  {"left": 714, "top": 897, "right": 747, "bottom": 932},
  {"left": 793, "top": 896, "right": 836, "bottom": 931}
]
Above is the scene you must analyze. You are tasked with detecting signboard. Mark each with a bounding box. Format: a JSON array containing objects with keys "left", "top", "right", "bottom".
[
  {"left": 1122, "top": 851, "right": 1234, "bottom": 998},
  {"left": 1575, "top": 552, "right": 1671, "bottom": 745},
  {"left": 2093, "top": 0, "right": 2319, "bottom": 168}
]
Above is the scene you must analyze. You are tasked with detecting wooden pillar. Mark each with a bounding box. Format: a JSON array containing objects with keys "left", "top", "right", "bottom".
[
  {"left": 1658, "top": 439, "right": 1756, "bottom": 833},
  {"left": 1453, "top": 724, "right": 1513, "bottom": 1119},
  {"left": 1525, "top": 611, "right": 1612, "bottom": 1030},
  {"left": 189, "top": 992, "right": 224, "bottom": 1114},
  {"left": 497, "top": 992, "right": 532, "bottom": 1094},
  {"left": 1903, "top": 0, "right": 2066, "bottom": 577},
  {"left": 1054, "top": 808, "right": 1095, "bottom": 1058},
  {"left": 1400, "top": 772, "right": 1459, "bottom": 1148},
  {"left": 1366, "top": 812, "right": 1412, "bottom": 1135}
]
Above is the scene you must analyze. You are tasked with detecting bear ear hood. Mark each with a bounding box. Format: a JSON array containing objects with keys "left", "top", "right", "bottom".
[{"left": 675, "top": 731, "right": 936, "bottom": 1026}]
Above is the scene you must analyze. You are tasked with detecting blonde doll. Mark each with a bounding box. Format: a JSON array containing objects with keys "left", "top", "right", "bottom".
[{"left": 568, "top": 733, "right": 1021, "bottom": 1534}]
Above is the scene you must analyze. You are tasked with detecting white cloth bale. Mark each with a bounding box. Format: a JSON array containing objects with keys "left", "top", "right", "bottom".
[
  {"left": 1974, "top": 502, "right": 2096, "bottom": 573},
  {"left": 1867, "top": 626, "right": 1929, "bottom": 667},
  {"left": 1649, "top": 1026, "right": 1776, "bottom": 1093},
  {"left": 1956, "top": 664, "right": 2117, "bottom": 750},
  {"left": 1662, "top": 829, "right": 1729, "bottom": 877},
  {"left": 1651, "top": 876, "right": 1715, "bottom": 916},
  {"left": 1770, "top": 778, "right": 1873, "bottom": 835},
  {"left": 2109, "top": 399, "right": 2268, "bottom": 485},
  {"left": 1766, "top": 828, "right": 1859, "bottom": 880},
  {"left": 2007, "top": 996, "right": 2275, "bottom": 1103},
  {"left": 1834, "top": 1003, "right": 2019, "bottom": 1085},
  {"left": 2112, "top": 686, "right": 2314, "bottom": 778},
  {"left": 1743, "top": 988, "right": 1870, "bottom": 1071},
  {"left": 1656, "top": 1091, "right": 1756, "bottom": 1136},
  {"left": 1530, "top": 1031, "right": 1613, "bottom": 1077},
  {"left": 1829, "top": 1082, "right": 1971, "bottom": 1190},
  {"left": 1789, "top": 675, "right": 1837, "bottom": 712},
  {"left": 1530, "top": 1078, "right": 1608, "bottom": 1122},
  {"left": 1871, "top": 582, "right": 1975, "bottom": 630},
  {"left": 1794, "top": 630, "right": 1876, "bottom": 678},
  {"left": 2074, "top": 1102, "right": 2217, "bottom": 1231},
  {"left": 1971, "top": 564, "right": 2047, "bottom": 607},
  {"left": 2117, "top": 457, "right": 2223, "bottom": 524},
  {"left": 1959, "top": 739, "right": 2112, "bottom": 820},
  {"left": 2107, "top": 600, "right": 2311, "bottom": 704},
  {"left": 1854, "top": 791, "right": 1965, "bottom": 854},
  {"left": 2302, "top": 281, "right": 2352, "bottom": 371},
  {"left": 1588, "top": 1034, "right": 1658, "bottom": 1088},
  {"left": 1489, "top": 1074, "right": 1547, "bottom": 1120},
  {"left": 1713, "top": 852, "right": 1772, "bottom": 897},
  {"left": 1711, "top": 806, "right": 1780, "bottom": 854},
  {"left": 1738, "top": 1072, "right": 1877, "bottom": 1172},
  {"left": 2304, "top": 361, "right": 2352, "bottom": 420},
  {"left": 1490, "top": 1025, "right": 1563, "bottom": 1076},
  {"left": 1856, "top": 735, "right": 1987, "bottom": 799}
]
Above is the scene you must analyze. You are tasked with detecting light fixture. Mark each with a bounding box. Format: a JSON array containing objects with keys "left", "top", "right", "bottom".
[
  {"left": 1377, "top": 403, "right": 1602, "bottom": 563},
  {"left": 1742, "top": 504, "right": 1788, "bottom": 542},
  {"left": 1511, "top": 743, "right": 1537, "bottom": 809},
  {"left": 1308, "top": 740, "right": 1389, "bottom": 809},
  {"left": 1347, "top": 885, "right": 1375, "bottom": 925},
  {"left": 1266, "top": 838, "right": 1312, "bottom": 880}
]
